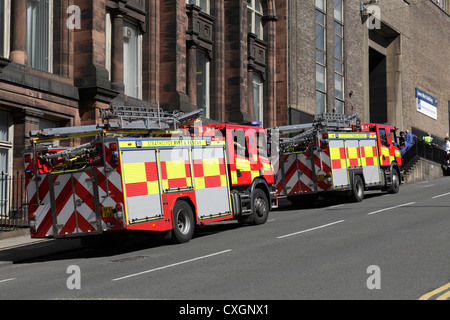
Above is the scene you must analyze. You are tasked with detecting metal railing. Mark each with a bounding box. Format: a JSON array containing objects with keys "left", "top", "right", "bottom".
[
  {"left": 402, "top": 139, "right": 446, "bottom": 173},
  {"left": 0, "top": 171, "right": 28, "bottom": 233}
]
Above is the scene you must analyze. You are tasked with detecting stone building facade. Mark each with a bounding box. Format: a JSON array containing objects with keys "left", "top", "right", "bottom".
[
  {"left": 1, "top": 0, "right": 449, "bottom": 178},
  {"left": 0, "top": 0, "right": 287, "bottom": 176}
]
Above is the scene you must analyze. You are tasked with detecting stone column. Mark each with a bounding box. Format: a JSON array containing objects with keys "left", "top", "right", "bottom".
[
  {"left": 187, "top": 42, "right": 197, "bottom": 106},
  {"left": 9, "top": 0, "right": 27, "bottom": 64},
  {"left": 111, "top": 12, "right": 124, "bottom": 92}
]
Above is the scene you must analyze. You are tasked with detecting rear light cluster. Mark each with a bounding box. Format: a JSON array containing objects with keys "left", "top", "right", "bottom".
[
  {"left": 29, "top": 212, "right": 37, "bottom": 235},
  {"left": 115, "top": 202, "right": 124, "bottom": 226},
  {"left": 24, "top": 154, "right": 34, "bottom": 178},
  {"left": 109, "top": 143, "right": 119, "bottom": 167},
  {"left": 326, "top": 172, "right": 332, "bottom": 187}
]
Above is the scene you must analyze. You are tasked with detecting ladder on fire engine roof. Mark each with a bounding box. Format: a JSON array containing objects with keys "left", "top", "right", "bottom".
[
  {"left": 271, "top": 112, "right": 357, "bottom": 148},
  {"left": 29, "top": 105, "right": 203, "bottom": 142}
]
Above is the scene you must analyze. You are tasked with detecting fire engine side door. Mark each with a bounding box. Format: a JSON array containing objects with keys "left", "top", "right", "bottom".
[
  {"left": 328, "top": 136, "right": 350, "bottom": 188},
  {"left": 192, "top": 145, "right": 232, "bottom": 220},
  {"left": 377, "top": 127, "right": 392, "bottom": 166},
  {"left": 229, "top": 129, "right": 252, "bottom": 186}
]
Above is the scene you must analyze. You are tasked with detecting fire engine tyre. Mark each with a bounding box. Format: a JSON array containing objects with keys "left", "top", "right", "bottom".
[
  {"left": 388, "top": 169, "right": 400, "bottom": 194},
  {"left": 172, "top": 200, "right": 195, "bottom": 243},
  {"left": 251, "top": 189, "right": 269, "bottom": 225},
  {"left": 351, "top": 175, "right": 364, "bottom": 202}
]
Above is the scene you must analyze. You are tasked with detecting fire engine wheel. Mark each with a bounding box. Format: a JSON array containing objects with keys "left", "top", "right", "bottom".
[
  {"left": 172, "top": 200, "right": 195, "bottom": 243},
  {"left": 351, "top": 175, "right": 364, "bottom": 202},
  {"left": 251, "top": 189, "right": 269, "bottom": 225},
  {"left": 388, "top": 170, "right": 400, "bottom": 194}
]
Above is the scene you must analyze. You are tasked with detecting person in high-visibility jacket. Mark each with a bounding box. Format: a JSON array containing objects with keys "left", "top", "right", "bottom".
[{"left": 423, "top": 132, "right": 433, "bottom": 145}]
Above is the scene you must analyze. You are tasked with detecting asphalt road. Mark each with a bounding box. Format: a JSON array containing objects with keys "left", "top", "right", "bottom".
[{"left": 1, "top": 177, "right": 450, "bottom": 302}]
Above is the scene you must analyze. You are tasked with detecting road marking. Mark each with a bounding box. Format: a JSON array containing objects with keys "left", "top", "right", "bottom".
[
  {"left": 436, "top": 290, "right": 450, "bottom": 300},
  {"left": 424, "top": 184, "right": 434, "bottom": 188},
  {"left": 276, "top": 220, "right": 345, "bottom": 239},
  {"left": 432, "top": 192, "right": 450, "bottom": 199},
  {"left": 0, "top": 278, "right": 16, "bottom": 284},
  {"left": 367, "top": 202, "right": 415, "bottom": 215},
  {"left": 419, "top": 282, "right": 450, "bottom": 300},
  {"left": 328, "top": 204, "right": 344, "bottom": 209},
  {"left": 112, "top": 249, "right": 232, "bottom": 281}
]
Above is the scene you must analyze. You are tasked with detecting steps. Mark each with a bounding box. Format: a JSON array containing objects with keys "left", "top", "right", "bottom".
[{"left": 404, "top": 157, "right": 444, "bottom": 184}]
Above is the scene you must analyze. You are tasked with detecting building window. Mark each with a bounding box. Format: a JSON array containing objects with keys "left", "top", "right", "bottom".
[
  {"left": 123, "top": 20, "right": 142, "bottom": 99},
  {"left": 315, "top": 0, "right": 327, "bottom": 114},
  {"left": 196, "top": 50, "right": 210, "bottom": 118},
  {"left": 0, "top": 111, "right": 12, "bottom": 175},
  {"left": 247, "top": 0, "right": 263, "bottom": 40},
  {"left": 26, "top": 0, "right": 53, "bottom": 72},
  {"left": 0, "top": 111, "right": 12, "bottom": 215},
  {"left": 187, "top": 0, "right": 210, "bottom": 14},
  {"left": 0, "top": 0, "right": 9, "bottom": 58},
  {"left": 334, "top": 0, "right": 344, "bottom": 113},
  {"left": 105, "top": 12, "right": 112, "bottom": 81},
  {"left": 253, "top": 73, "right": 264, "bottom": 124}
]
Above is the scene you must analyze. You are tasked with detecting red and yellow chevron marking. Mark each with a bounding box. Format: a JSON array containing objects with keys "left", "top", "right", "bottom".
[
  {"left": 123, "top": 162, "right": 160, "bottom": 197},
  {"left": 193, "top": 157, "right": 227, "bottom": 189}
]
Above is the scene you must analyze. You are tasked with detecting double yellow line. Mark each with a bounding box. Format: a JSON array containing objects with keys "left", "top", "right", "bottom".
[{"left": 419, "top": 282, "right": 450, "bottom": 300}]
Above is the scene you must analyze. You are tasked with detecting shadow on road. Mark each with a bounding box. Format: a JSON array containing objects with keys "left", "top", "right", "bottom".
[
  {"left": 1, "top": 191, "right": 393, "bottom": 266},
  {"left": 0, "top": 223, "right": 243, "bottom": 265}
]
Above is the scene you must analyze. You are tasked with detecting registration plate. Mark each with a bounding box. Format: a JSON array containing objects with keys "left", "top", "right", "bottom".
[
  {"left": 102, "top": 206, "right": 115, "bottom": 218},
  {"left": 316, "top": 174, "right": 325, "bottom": 182}
]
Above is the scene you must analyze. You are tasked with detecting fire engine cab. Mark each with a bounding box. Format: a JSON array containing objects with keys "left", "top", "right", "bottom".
[
  {"left": 23, "top": 106, "right": 277, "bottom": 243},
  {"left": 269, "top": 113, "right": 403, "bottom": 204}
]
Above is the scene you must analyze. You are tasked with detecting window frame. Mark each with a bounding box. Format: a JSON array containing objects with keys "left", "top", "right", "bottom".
[
  {"left": 247, "top": 0, "right": 264, "bottom": 40},
  {"left": 0, "top": 111, "right": 13, "bottom": 176},
  {"left": 196, "top": 49, "right": 211, "bottom": 119},
  {"left": 186, "top": 0, "right": 210, "bottom": 14},
  {"left": 334, "top": 0, "right": 344, "bottom": 114},
  {"left": 123, "top": 19, "right": 143, "bottom": 99},
  {"left": 0, "top": 0, "right": 11, "bottom": 58},
  {"left": 252, "top": 72, "right": 264, "bottom": 125},
  {"left": 315, "top": 1, "right": 327, "bottom": 114},
  {"left": 26, "top": 0, "right": 53, "bottom": 73}
]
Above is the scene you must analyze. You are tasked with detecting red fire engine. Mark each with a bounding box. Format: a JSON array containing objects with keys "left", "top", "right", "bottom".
[
  {"left": 269, "top": 113, "right": 403, "bottom": 204},
  {"left": 23, "top": 106, "right": 277, "bottom": 243}
]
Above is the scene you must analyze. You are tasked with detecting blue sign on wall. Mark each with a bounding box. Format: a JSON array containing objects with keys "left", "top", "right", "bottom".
[{"left": 416, "top": 88, "right": 437, "bottom": 120}]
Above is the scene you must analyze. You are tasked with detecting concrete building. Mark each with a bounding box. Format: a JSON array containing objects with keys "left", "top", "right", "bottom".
[{"left": 286, "top": 0, "right": 450, "bottom": 146}]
